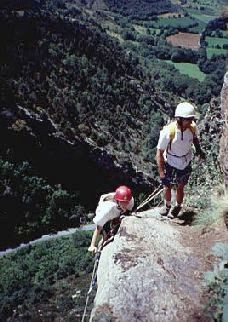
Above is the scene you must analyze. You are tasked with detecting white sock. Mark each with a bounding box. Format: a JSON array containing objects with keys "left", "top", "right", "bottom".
[{"left": 176, "top": 202, "right": 182, "bottom": 207}]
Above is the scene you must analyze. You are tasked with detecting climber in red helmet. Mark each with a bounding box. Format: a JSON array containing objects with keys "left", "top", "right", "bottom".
[{"left": 88, "top": 185, "right": 134, "bottom": 253}]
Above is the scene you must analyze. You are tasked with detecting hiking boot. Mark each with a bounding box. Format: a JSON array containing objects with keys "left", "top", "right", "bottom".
[
  {"left": 159, "top": 205, "right": 171, "bottom": 216},
  {"left": 171, "top": 205, "right": 182, "bottom": 218}
]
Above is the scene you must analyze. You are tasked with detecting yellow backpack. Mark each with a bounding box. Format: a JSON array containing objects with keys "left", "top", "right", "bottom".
[{"left": 165, "top": 121, "right": 196, "bottom": 150}]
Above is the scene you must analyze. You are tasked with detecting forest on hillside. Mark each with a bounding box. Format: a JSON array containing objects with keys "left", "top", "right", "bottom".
[
  {"left": 0, "top": 0, "right": 227, "bottom": 321},
  {"left": 101, "top": 7, "right": 227, "bottom": 105},
  {"left": 107, "top": 0, "right": 176, "bottom": 18},
  {"left": 0, "top": 1, "right": 166, "bottom": 248},
  {"left": 0, "top": 0, "right": 226, "bottom": 249}
]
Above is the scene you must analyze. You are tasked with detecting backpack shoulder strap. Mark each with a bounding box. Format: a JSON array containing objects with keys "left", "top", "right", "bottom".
[
  {"left": 189, "top": 121, "right": 197, "bottom": 136},
  {"left": 168, "top": 121, "right": 177, "bottom": 143},
  {"left": 163, "top": 121, "right": 176, "bottom": 150}
]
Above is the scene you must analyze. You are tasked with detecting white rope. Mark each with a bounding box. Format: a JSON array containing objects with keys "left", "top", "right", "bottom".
[
  {"left": 81, "top": 293, "right": 90, "bottom": 322},
  {"left": 135, "top": 185, "right": 163, "bottom": 212},
  {"left": 81, "top": 250, "right": 101, "bottom": 322}
]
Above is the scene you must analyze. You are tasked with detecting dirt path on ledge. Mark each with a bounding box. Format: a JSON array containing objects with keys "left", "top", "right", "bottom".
[
  {"left": 164, "top": 209, "right": 228, "bottom": 321},
  {"left": 171, "top": 212, "right": 228, "bottom": 270}
]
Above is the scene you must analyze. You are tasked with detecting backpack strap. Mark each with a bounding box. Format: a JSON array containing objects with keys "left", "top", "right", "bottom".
[
  {"left": 164, "top": 121, "right": 196, "bottom": 151},
  {"left": 162, "top": 121, "right": 176, "bottom": 151},
  {"left": 189, "top": 121, "right": 197, "bottom": 136},
  {"left": 168, "top": 121, "right": 177, "bottom": 150}
]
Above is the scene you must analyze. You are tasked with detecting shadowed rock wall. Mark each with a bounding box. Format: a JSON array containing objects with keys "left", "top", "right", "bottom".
[
  {"left": 0, "top": 105, "right": 155, "bottom": 209},
  {"left": 219, "top": 71, "right": 228, "bottom": 190}
]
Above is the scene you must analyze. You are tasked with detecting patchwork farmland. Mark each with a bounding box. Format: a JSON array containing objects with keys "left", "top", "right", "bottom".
[{"left": 166, "top": 32, "right": 201, "bottom": 50}]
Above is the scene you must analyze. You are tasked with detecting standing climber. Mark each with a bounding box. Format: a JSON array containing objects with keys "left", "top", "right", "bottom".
[
  {"left": 88, "top": 185, "right": 134, "bottom": 253},
  {"left": 156, "top": 102, "right": 205, "bottom": 218}
]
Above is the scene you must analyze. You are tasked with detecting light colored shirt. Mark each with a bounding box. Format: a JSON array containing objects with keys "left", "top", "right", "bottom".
[
  {"left": 93, "top": 193, "right": 134, "bottom": 227},
  {"left": 157, "top": 126, "right": 197, "bottom": 170}
]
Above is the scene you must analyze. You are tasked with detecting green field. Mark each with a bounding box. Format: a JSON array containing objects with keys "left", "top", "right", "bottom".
[
  {"left": 152, "top": 16, "right": 198, "bottom": 29},
  {"left": 206, "top": 36, "right": 228, "bottom": 47},
  {"left": 133, "top": 24, "right": 161, "bottom": 35},
  {"left": 206, "top": 47, "right": 228, "bottom": 58},
  {"left": 222, "top": 30, "right": 228, "bottom": 37},
  {"left": 149, "top": 28, "right": 161, "bottom": 35},
  {"left": 189, "top": 12, "right": 216, "bottom": 23},
  {"left": 188, "top": 18, "right": 207, "bottom": 33},
  {"left": 165, "top": 60, "right": 206, "bottom": 81},
  {"left": 106, "top": 30, "right": 124, "bottom": 43},
  {"left": 146, "top": 15, "right": 207, "bottom": 34},
  {"left": 183, "top": 0, "right": 221, "bottom": 16},
  {"left": 205, "top": 36, "right": 228, "bottom": 58}
]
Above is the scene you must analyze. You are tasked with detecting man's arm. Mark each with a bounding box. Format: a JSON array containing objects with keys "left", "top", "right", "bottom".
[
  {"left": 156, "top": 149, "right": 166, "bottom": 178},
  {"left": 88, "top": 225, "right": 102, "bottom": 253},
  {"left": 156, "top": 149, "right": 172, "bottom": 186}
]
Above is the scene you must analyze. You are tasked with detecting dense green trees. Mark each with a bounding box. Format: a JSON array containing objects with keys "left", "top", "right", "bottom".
[
  {"left": 0, "top": 231, "right": 93, "bottom": 320},
  {"left": 0, "top": 4, "right": 164, "bottom": 248},
  {"left": 0, "top": 9, "right": 149, "bottom": 144},
  {"left": 107, "top": 0, "right": 174, "bottom": 19},
  {"left": 0, "top": 159, "right": 84, "bottom": 248}
]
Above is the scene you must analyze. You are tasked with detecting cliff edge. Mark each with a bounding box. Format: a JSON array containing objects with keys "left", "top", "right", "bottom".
[
  {"left": 89, "top": 72, "right": 228, "bottom": 322},
  {"left": 90, "top": 208, "right": 227, "bottom": 322},
  {"left": 219, "top": 71, "right": 228, "bottom": 190}
]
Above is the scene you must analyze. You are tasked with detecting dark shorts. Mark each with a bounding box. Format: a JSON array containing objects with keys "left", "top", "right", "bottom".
[{"left": 165, "top": 162, "right": 192, "bottom": 185}]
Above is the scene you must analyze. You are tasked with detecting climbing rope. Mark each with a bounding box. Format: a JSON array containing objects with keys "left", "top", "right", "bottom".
[
  {"left": 81, "top": 249, "right": 101, "bottom": 322},
  {"left": 135, "top": 185, "right": 163, "bottom": 213},
  {"left": 80, "top": 234, "right": 115, "bottom": 322}
]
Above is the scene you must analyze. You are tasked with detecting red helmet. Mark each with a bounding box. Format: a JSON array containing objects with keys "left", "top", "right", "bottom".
[{"left": 114, "top": 185, "right": 132, "bottom": 202}]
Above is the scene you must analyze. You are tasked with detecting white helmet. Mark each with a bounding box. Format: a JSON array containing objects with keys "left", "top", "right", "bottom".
[{"left": 175, "top": 102, "right": 196, "bottom": 118}]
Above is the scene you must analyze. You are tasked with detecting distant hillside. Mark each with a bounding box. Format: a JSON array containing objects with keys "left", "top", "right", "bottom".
[
  {"left": 0, "top": 4, "right": 168, "bottom": 172},
  {"left": 68, "top": 0, "right": 177, "bottom": 18},
  {"left": 0, "top": 2, "right": 169, "bottom": 247}
]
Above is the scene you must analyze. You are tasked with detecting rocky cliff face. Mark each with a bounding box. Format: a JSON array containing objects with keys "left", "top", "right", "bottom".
[
  {"left": 219, "top": 71, "right": 228, "bottom": 190},
  {"left": 90, "top": 209, "right": 224, "bottom": 322},
  {"left": 89, "top": 73, "right": 228, "bottom": 321}
]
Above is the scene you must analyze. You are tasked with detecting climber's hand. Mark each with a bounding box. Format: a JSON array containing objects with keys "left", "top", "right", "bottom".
[{"left": 88, "top": 245, "right": 97, "bottom": 254}]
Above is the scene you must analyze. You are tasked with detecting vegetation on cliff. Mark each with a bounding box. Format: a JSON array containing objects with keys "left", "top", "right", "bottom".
[
  {"left": 0, "top": 159, "right": 85, "bottom": 249},
  {"left": 0, "top": 2, "right": 165, "bottom": 247},
  {"left": 0, "top": 1, "right": 227, "bottom": 320},
  {"left": 106, "top": 0, "right": 176, "bottom": 19},
  {"left": 0, "top": 0, "right": 226, "bottom": 250},
  {"left": 0, "top": 231, "right": 94, "bottom": 321}
]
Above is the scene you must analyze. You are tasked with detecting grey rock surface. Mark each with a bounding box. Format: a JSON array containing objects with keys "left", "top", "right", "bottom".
[
  {"left": 219, "top": 71, "right": 228, "bottom": 190},
  {"left": 90, "top": 208, "right": 209, "bottom": 322}
]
